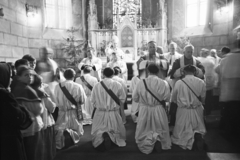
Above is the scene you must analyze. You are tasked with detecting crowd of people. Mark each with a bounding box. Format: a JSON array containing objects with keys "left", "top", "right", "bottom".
[{"left": 1, "top": 38, "right": 240, "bottom": 160}]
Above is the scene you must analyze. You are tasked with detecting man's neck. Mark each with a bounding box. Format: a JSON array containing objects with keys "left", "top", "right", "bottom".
[
  {"left": 170, "top": 52, "right": 175, "bottom": 55},
  {"left": 148, "top": 73, "right": 157, "bottom": 77}
]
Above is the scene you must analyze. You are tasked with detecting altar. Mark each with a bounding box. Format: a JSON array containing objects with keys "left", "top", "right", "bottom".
[{"left": 87, "top": 0, "right": 168, "bottom": 63}]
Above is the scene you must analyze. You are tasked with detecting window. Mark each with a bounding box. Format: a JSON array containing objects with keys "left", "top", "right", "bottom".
[
  {"left": 186, "top": 0, "right": 208, "bottom": 27},
  {"left": 121, "top": 27, "right": 133, "bottom": 47},
  {"left": 45, "top": 0, "right": 72, "bottom": 29},
  {"left": 113, "top": 0, "right": 142, "bottom": 29}
]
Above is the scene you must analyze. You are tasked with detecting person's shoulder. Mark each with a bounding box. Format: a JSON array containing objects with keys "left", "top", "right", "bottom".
[
  {"left": 88, "top": 74, "right": 98, "bottom": 82},
  {"left": 163, "top": 52, "right": 170, "bottom": 56},
  {"left": 111, "top": 79, "right": 122, "bottom": 86},
  {"left": 176, "top": 52, "right": 182, "bottom": 57},
  {"left": 131, "top": 76, "right": 139, "bottom": 81},
  {"left": 194, "top": 56, "right": 202, "bottom": 63}
]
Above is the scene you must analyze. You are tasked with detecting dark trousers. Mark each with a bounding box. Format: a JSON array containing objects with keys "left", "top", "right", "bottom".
[
  {"left": 220, "top": 101, "right": 240, "bottom": 135},
  {"left": 205, "top": 89, "right": 214, "bottom": 115},
  {"left": 169, "top": 102, "right": 178, "bottom": 126}
]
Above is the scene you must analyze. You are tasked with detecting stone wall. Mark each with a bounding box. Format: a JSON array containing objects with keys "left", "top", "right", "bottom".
[
  {"left": 0, "top": 0, "right": 85, "bottom": 67},
  {"left": 167, "top": 0, "right": 239, "bottom": 56}
]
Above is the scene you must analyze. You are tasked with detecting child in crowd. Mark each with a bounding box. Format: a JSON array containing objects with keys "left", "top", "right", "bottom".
[
  {"left": 22, "top": 54, "right": 37, "bottom": 69},
  {"left": 11, "top": 65, "right": 45, "bottom": 160},
  {"left": 31, "top": 74, "right": 56, "bottom": 160}
]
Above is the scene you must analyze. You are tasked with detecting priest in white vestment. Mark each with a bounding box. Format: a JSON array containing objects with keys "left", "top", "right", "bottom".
[
  {"left": 112, "top": 66, "right": 128, "bottom": 124},
  {"left": 136, "top": 42, "right": 168, "bottom": 80},
  {"left": 171, "top": 65, "right": 206, "bottom": 151},
  {"left": 198, "top": 49, "right": 216, "bottom": 115},
  {"left": 129, "top": 60, "right": 147, "bottom": 123},
  {"left": 91, "top": 67, "right": 127, "bottom": 151},
  {"left": 78, "top": 47, "right": 102, "bottom": 81},
  {"left": 75, "top": 66, "right": 98, "bottom": 125},
  {"left": 106, "top": 52, "right": 128, "bottom": 82},
  {"left": 54, "top": 68, "right": 86, "bottom": 149},
  {"left": 133, "top": 63, "right": 171, "bottom": 154}
]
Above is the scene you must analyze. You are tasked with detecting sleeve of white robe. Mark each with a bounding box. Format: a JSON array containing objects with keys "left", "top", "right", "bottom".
[
  {"left": 118, "top": 85, "right": 127, "bottom": 104},
  {"left": 54, "top": 85, "right": 61, "bottom": 107},
  {"left": 163, "top": 80, "right": 171, "bottom": 102},
  {"left": 94, "top": 58, "right": 102, "bottom": 72},
  {"left": 119, "top": 61, "right": 127, "bottom": 74},
  {"left": 129, "top": 77, "right": 136, "bottom": 93},
  {"left": 171, "top": 81, "right": 179, "bottom": 104},
  {"left": 132, "top": 82, "right": 140, "bottom": 103},
  {"left": 75, "top": 85, "right": 87, "bottom": 105},
  {"left": 91, "top": 86, "right": 97, "bottom": 108},
  {"left": 78, "top": 58, "right": 87, "bottom": 70},
  {"left": 200, "top": 82, "right": 206, "bottom": 105}
]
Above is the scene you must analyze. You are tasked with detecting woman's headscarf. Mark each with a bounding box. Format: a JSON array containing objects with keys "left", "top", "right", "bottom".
[{"left": 0, "top": 62, "right": 11, "bottom": 88}]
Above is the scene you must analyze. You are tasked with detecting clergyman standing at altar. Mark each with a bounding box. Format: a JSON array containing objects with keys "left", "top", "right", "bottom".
[
  {"left": 136, "top": 41, "right": 169, "bottom": 79},
  {"left": 78, "top": 47, "right": 102, "bottom": 81}
]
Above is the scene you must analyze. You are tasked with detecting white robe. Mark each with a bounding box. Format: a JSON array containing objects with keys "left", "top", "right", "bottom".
[
  {"left": 133, "top": 75, "right": 171, "bottom": 154},
  {"left": 54, "top": 80, "right": 87, "bottom": 149},
  {"left": 215, "top": 53, "right": 240, "bottom": 102},
  {"left": 106, "top": 60, "right": 128, "bottom": 82},
  {"left": 171, "top": 75, "right": 206, "bottom": 150},
  {"left": 163, "top": 52, "right": 182, "bottom": 71},
  {"left": 91, "top": 78, "right": 127, "bottom": 148},
  {"left": 78, "top": 57, "right": 102, "bottom": 81},
  {"left": 163, "top": 52, "right": 182, "bottom": 88},
  {"left": 75, "top": 74, "right": 98, "bottom": 125},
  {"left": 197, "top": 56, "right": 216, "bottom": 90},
  {"left": 129, "top": 76, "right": 141, "bottom": 123},
  {"left": 112, "top": 75, "right": 128, "bottom": 124}
]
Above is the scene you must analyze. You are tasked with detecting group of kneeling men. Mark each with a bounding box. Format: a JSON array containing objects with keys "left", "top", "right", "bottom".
[{"left": 54, "top": 42, "right": 207, "bottom": 155}]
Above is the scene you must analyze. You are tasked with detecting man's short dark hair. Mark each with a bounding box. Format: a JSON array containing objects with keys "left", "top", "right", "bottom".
[
  {"left": 113, "top": 66, "right": 121, "bottom": 75},
  {"left": 22, "top": 54, "right": 36, "bottom": 62},
  {"left": 64, "top": 68, "right": 76, "bottom": 80},
  {"left": 83, "top": 65, "right": 92, "bottom": 74},
  {"left": 103, "top": 67, "right": 114, "bottom": 78},
  {"left": 16, "top": 65, "right": 31, "bottom": 76},
  {"left": 221, "top": 46, "right": 231, "bottom": 54},
  {"left": 148, "top": 41, "right": 156, "bottom": 45},
  {"left": 147, "top": 63, "right": 159, "bottom": 74},
  {"left": 183, "top": 65, "right": 196, "bottom": 73},
  {"left": 15, "top": 59, "right": 29, "bottom": 69}
]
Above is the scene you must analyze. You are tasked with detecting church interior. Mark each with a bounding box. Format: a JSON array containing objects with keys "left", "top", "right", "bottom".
[{"left": 0, "top": 0, "right": 240, "bottom": 160}]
